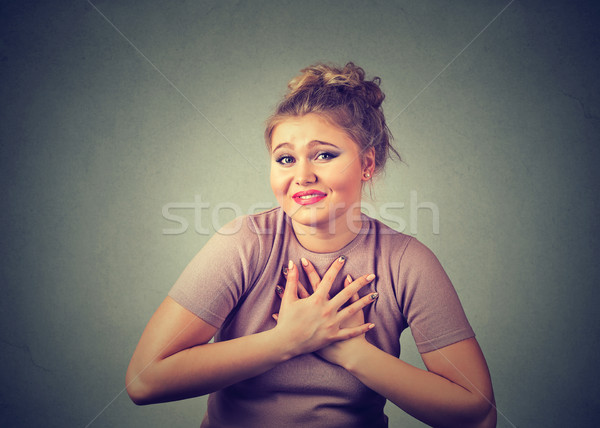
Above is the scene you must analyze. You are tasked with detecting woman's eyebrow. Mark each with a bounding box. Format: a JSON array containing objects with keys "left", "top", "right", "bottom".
[
  {"left": 309, "top": 140, "right": 339, "bottom": 149},
  {"left": 271, "top": 142, "right": 292, "bottom": 152},
  {"left": 272, "top": 140, "right": 340, "bottom": 153}
]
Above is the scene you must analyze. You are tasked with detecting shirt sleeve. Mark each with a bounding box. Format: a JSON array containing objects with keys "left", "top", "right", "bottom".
[
  {"left": 168, "top": 216, "right": 264, "bottom": 328},
  {"left": 399, "top": 238, "right": 475, "bottom": 354}
]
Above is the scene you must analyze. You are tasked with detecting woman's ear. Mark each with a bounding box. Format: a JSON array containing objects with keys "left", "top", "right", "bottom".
[{"left": 361, "top": 147, "right": 376, "bottom": 179}]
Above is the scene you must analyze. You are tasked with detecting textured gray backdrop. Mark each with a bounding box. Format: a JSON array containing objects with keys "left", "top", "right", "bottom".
[{"left": 1, "top": 1, "right": 598, "bottom": 427}]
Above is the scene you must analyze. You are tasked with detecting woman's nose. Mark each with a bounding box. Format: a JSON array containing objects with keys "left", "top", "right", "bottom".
[{"left": 295, "top": 160, "right": 316, "bottom": 185}]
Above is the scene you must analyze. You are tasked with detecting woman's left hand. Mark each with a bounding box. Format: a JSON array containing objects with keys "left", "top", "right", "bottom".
[{"left": 274, "top": 257, "right": 377, "bottom": 367}]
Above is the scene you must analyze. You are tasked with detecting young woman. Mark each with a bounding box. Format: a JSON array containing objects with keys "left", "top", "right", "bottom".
[{"left": 126, "top": 62, "right": 496, "bottom": 427}]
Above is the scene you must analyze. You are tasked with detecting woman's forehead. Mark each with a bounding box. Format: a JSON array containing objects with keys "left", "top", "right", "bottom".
[{"left": 271, "top": 114, "right": 355, "bottom": 147}]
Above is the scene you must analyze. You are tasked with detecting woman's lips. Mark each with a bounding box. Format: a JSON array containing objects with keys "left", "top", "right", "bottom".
[{"left": 292, "top": 190, "right": 327, "bottom": 206}]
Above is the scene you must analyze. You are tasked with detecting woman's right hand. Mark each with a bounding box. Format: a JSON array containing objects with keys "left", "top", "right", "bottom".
[{"left": 272, "top": 257, "right": 376, "bottom": 358}]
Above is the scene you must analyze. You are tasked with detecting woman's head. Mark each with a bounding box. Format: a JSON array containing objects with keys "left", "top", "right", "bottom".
[
  {"left": 267, "top": 63, "right": 400, "bottom": 234},
  {"left": 265, "top": 62, "right": 399, "bottom": 176}
]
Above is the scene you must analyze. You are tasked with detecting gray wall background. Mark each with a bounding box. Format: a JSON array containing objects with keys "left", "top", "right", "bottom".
[{"left": 1, "top": 1, "right": 598, "bottom": 427}]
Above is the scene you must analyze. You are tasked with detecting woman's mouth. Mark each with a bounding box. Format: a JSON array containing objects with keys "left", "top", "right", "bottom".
[{"left": 292, "top": 190, "right": 327, "bottom": 205}]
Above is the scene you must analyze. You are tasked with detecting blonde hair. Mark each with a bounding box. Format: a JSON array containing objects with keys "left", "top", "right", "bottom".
[{"left": 264, "top": 62, "right": 400, "bottom": 175}]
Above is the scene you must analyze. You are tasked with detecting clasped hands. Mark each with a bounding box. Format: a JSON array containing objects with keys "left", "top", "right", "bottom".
[{"left": 272, "top": 256, "right": 378, "bottom": 366}]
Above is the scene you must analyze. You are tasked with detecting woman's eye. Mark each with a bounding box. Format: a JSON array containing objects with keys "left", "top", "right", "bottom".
[
  {"left": 316, "top": 152, "right": 336, "bottom": 161},
  {"left": 276, "top": 155, "right": 294, "bottom": 165}
]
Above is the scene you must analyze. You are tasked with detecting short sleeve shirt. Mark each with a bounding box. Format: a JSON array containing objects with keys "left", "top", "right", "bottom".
[{"left": 169, "top": 207, "right": 474, "bottom": 428}]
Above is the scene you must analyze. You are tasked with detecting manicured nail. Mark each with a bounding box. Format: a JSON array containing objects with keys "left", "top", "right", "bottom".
[
  {"left": 366, "top": 273, "right": 376, "bottom": 281},
  {"left": 282, "top": 266, "right": 288, "bottom": 276},
  {"left": 346, "top": 274, "right": 352, "bottom": 283},
  {"left": 338, "top": 255, "right": 346, "bottom": 263},
  {"left": 276, "top": 285, "right": 283, "bottom": 295},
  {"left": 368, "top": 324, "right": 375, "bottom": 329},
  {"left": 288, "top": 260, "right": 293, "bottom": 269},
  {"left": 301, "top": 257, "right": 308, "bottom": 267},
  {"left": 370, "top": 293, "right": 379, "bottom": 300}
]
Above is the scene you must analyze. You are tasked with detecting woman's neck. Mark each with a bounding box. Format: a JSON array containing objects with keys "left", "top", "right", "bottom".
[{"left": 290, "top": 212, "right": 363, "bottom": 254}]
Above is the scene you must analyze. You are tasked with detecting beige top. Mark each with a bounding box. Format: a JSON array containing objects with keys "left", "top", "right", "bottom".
[{"left": 169, "top": 207, "right": 474, "bottom": 428}]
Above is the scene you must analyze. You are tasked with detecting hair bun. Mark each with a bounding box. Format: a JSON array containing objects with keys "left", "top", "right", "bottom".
[{"left": 287, "top": 62, "right": 385, "bottom": 109}]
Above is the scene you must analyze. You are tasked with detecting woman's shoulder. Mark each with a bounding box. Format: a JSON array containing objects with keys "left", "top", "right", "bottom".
[
  {"left": 361, "top": 213, "right": 414, "bottom": 249},
  {"left": 246, "top": 206, "right": 284, "bottom": 233},
  {"left": 216, "top": 207, "right": 284, "bottom": 239},
  {"left": 182, "top": 208, "right": 285, "bottom": 282},
  {"left": 360, "top": 213, "right": 442, "bottom": 266}
]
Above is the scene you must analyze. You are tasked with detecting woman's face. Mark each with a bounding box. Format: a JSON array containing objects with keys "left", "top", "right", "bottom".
[{"left": 270, "top": 113, "right": 373, "bottom": 230}]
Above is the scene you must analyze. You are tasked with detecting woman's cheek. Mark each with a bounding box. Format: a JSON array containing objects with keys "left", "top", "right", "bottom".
[
  {"left": 270, "top": 178, "right": 287, "bottom": 204},
  {"left": 330, "top": 174, "right": 354, "bottom": 193},
  {"left": 335, "top": 178, "right": 363, "bottom": 205}
]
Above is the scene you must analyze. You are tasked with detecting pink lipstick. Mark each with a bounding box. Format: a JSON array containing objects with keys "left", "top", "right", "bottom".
[{"left": 292, "top": 190, "right": 327, "bottom": 205}]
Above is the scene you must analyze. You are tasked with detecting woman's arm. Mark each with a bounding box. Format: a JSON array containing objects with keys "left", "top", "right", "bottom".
[
  {"left": 126, "top": 259, "right": 376, "bottom": 405},
  {"left": 341, "top": 338, "right": 496, "bottom": 428},
  {"left": 292, "top": 259, "right": 496, "bottom": 428},
  {"left": 125, "top": 296, "right": 289, "bottom": 405}
]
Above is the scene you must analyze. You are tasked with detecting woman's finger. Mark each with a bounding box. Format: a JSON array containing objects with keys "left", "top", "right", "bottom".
[
  {"left": 336, "top": 291, "right": 378, "bottom": 321},
  {"left": 275, "top": 282, "right": 310, "bottom": 299},
  {"left": 336, "top": 322, "right": 376, "bottom": 341},
  {"left": 344, "top": 274, "right": 359, "bottom": 304},
  {"left": 329, "top": 273, "right": 376, "bottom": 309},
  {"left": 297, "top": 282, "right": 310, "bottom": 298},
  {"left": 316, "top": 256, "right": 346, "bottom": 298},
  {"left": 281, "top": 268, "right": 311, "bottom": 299},
  {"left": 300, "top": 257, "right": 321, "bottom": 293},
  {"left": 283, "top": 260, "right": 298, "bottom": 303}
]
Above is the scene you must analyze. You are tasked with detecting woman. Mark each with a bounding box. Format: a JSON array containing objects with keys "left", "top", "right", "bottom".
[{"left": 126, "top": 62, "right": 496, "bottom": 427}]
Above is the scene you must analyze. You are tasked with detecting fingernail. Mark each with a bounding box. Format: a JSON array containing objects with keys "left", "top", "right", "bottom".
[
  {"left": 366, "top": 273, "right": 376, "bottom": 281},
  {"left": 282, "top": 266, "right": 288, "bottom": 276},
  {"left": 370, "top": 293, "right": 379, "bottom": 300},
  {"left": 346, "top": 274, "right": 352, "bottom": 283},
  {"left": 301, "top": 257, "right": 308, "bottom": 267},
  {"left": 288, "top": 260, "right": 293, "bottom": 269},
  {"left": 276, "top": 285, "right": 283, "bottom": 295},
  {"left": 338, "top": 255, "right": 346, "bottom": 263},
  {"left": 368, "top": 323, "right": 375, "bottom": 329}
]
